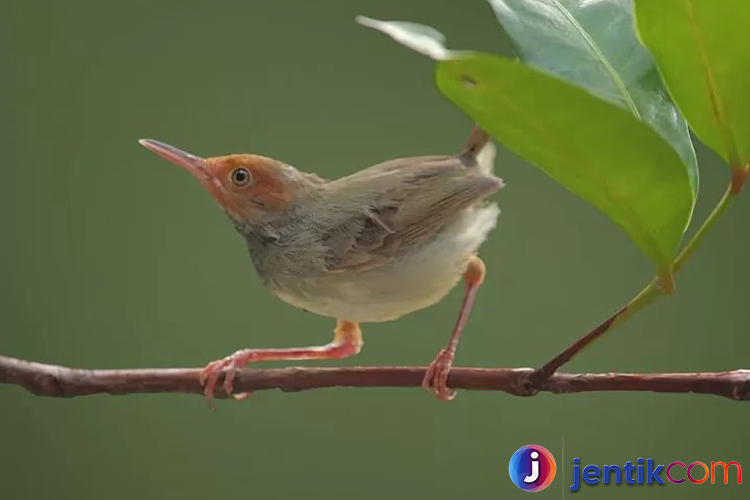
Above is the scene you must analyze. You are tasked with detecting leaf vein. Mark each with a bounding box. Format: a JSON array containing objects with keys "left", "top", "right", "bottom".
[
  {"left": 683, "top": 0, "right": 740, "bottom": 168},
  {"left": 549, "top": 0, "right": 641, "bottom": 119}
]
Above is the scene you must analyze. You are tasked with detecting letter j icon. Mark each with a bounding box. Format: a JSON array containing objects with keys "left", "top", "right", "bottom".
[
  {"left": 509, "top": 445, "right": 557, "bottom": 492},
  {"left": 525, "top": 451, "right": 540, "bottom": 483}
]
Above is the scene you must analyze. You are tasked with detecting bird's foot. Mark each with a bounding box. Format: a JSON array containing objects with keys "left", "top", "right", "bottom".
[
  {"left": 199, "top": 350, "right": 254, "bottom": 409},
  {"left": 421, "top": 348, "right": 457, "bottom": 402}
]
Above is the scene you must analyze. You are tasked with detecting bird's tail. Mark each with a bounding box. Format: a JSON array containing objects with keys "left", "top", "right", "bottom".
[{"left": 461, "top": 126, "right": 496, "bottom": 175}]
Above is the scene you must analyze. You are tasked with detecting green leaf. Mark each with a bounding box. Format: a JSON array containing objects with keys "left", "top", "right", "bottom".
[
  {"left": 634, "top": 0, "right": 750, "bottom": 168},
  {"left": 357, "top": 16, "right": 695, "bottom": 271},
  {"left": 488, "top": 0, "right": 698, "bottom": 193},
  {"left": 437, "top": 54, "right": 693, "bottom": 270}
]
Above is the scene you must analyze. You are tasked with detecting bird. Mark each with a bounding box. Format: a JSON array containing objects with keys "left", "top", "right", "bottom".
[{"left": 139, "top": 127, "right": 503, "bottom": 405}]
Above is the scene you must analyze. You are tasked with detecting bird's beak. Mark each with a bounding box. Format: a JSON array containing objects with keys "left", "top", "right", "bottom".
[{"left": 139, "top": 139, "right": 206, "bottom": 178}]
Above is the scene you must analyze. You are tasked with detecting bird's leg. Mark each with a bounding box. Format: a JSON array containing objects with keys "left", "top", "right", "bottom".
[
  {"left": 422, "top": 255, "right": 486, "bottom": 401},
  {"left": 200, "top": 320, "right": 363, "bottom": 407}
]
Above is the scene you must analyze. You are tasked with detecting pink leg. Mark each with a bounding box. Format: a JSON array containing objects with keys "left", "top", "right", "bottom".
[
  {"left": 422, "top": 255, "right": 486, "bottom": 401},
  {"left": 200, "top": 320, "right": 363, "bottom": 408}
]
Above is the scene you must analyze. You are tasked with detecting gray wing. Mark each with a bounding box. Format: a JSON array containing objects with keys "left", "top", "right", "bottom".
[{"left": 319, "top": 152, "right": 501, "bottom": 272}]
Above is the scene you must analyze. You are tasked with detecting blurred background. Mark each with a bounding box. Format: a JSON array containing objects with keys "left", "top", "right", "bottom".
[{"left": 0, "top": 1, "right": 747, "bottom": 498}]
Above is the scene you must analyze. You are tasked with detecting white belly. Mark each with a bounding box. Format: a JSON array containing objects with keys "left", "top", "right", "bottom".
[{"left": 273, "top": 203, "right": 500, "bottom": 323}]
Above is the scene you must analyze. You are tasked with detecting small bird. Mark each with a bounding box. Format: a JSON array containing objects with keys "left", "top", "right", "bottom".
[{"left": 139, "top": 128, "right": 502, "bottom": 404}]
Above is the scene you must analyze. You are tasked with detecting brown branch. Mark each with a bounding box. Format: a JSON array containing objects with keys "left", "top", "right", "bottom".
[{"left": 1, "top": 354, "right": 749, "bottom": 401}]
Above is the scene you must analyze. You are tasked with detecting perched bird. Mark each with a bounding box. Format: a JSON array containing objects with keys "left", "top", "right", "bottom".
[{"left": 139, "top": 128, "right": 503, "bottom": 404}]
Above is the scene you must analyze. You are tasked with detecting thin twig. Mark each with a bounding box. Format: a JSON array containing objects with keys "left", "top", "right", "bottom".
[
  {"left": 1, "top": 355, "right": 749, "bottom": 401},
  {"left": 533, "top": 169, "right": 748, "bottom": 385}
]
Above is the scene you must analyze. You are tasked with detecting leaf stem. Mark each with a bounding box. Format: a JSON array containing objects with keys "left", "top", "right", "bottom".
[
  {"left": 675, "top": 183, "right": 738, "bottom": 274},
  {"left": 532, "top": 164, "right": 747, "bottom": 385}
]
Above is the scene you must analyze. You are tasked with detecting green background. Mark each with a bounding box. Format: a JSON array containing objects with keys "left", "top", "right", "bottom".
[{"left": 0, "top": 1, "right": 747, "bottom": 498}]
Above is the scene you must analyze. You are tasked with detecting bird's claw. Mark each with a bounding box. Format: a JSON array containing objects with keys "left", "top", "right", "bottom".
[
  {"left": 422, "top": 348, "right": 457, "bottom": 402},
  {"left": 199, "top": 353, "right": 253, "bottom": 408}
]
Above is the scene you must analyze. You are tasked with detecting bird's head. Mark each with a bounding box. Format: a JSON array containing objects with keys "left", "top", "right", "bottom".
[{"left": 140, "top": 139, "right": 315, "bottom": 225}]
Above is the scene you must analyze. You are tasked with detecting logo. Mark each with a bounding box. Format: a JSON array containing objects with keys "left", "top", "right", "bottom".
[
  {"left": 509, "top": 445, "right": 557, "bottom": 492},
  {"left": 570, "top": 457, "right": 742, "bottom": 492}
]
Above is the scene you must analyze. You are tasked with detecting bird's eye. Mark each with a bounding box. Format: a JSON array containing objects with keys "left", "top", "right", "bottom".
[{"left": 231, "top": 167, "right": 252, "bottom": 187}]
